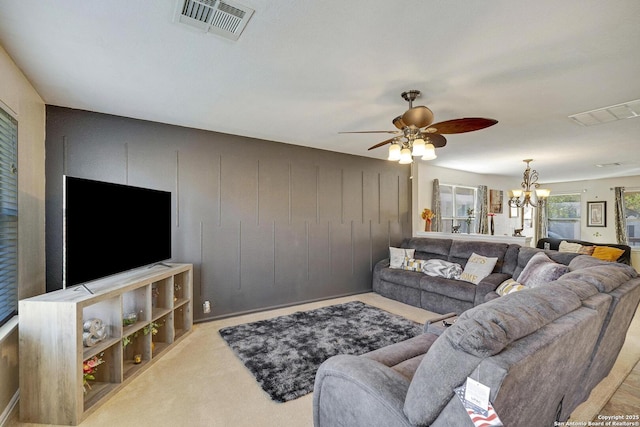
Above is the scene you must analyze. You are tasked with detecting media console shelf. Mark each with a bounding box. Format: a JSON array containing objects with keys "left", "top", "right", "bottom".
[{"left": 19, "top": 263, "right": 193, "bottom": 425}]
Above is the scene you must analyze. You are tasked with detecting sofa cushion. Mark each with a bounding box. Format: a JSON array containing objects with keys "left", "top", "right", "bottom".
[
  {"left": 566, "top": 256, "right": 638, "bottom": 293},
  {"left": 592, "top": 246, "right": 625, "bottom": 262},
  {"left": 402, "top": 237, "right": 452, "bottom": 260},
  {"left": 422, "top": 259, "right": 462, "bottom": 279},
  {"left": 379, "top": 268, "right": 423, "bottom": 289},
  {"left": 459, "top": 253, "right": 498, "bottom": 284},
  {"left": 517, "top": 252, "right": 569, "bottom": 288},
  {"left": 513, "top": 247, "right": 578, "bottom": 279},
  {"left": 420, "top": 276, "right": 477, "bottom": 302},
  {"left": 389, "top": 247, "right": 415, "bottom": 268},
  {"left": 448, "top": 240, "right": 509, "bottom": 272}
]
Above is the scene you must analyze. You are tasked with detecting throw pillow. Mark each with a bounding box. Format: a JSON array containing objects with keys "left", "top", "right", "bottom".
[
  {"left": 496, "top": 278, "right": 526, "bottom": 296},
  {"left": 577, "top": 245, "right": 595, "bottom": 255},
  {"left": 592, "top": 246, "right": 625, "bottom": 262},
  {"left": 517, "top": 252, "right": 569, "bottom": 288},
  {"left": 402, "top": 258, "right": 428, "bottom": 272},
  {"left": 459, "top": 253, "right": 498, "bottom": 285},
  {"left": 422, "top": 259, "right": 463, "bottom": 279},
  {"left": 389, "top": 247, "right": 415, "bottom": 269},
  {"left": 559, "top": 240, "right": 582, "bottom": 253}
]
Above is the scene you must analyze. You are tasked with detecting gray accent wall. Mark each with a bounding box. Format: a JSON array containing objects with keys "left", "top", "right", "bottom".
[{"left": 45, "top": 106, "right": 412, "bottom": 320}]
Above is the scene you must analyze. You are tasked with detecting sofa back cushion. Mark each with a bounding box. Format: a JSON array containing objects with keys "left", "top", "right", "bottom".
[
  {"left": 448, "top": 240, "right": 509, "bottom": 272},
  {"left": 404, "top": 283, "right": 582, "bottom": 425},
  {"left": 401, "top": 237, "right": 452, "bottom": 261}
]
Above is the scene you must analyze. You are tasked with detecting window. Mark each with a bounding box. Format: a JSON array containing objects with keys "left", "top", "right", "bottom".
[
  {"left": 440, "top": 184, "right": 477, "bottom": 233},
  {"left": 547, "top": 193, "right": 581, "bottom": 239},
  {"left": 0, "top": 106, "right": 18, "bottom": 327},
  {"left": 623, "top": 190, "right": 640, "bottom": 247}
]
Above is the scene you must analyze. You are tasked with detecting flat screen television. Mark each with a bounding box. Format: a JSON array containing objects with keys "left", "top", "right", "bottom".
[{"left": 63, "top": 176, "right": 172, "bottom": 287}]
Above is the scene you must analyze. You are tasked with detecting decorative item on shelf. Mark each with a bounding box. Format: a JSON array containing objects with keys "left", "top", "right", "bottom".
[
  {"left": 82, "top": 318, "right": 107, "bottom": 347},
  {"left": 174, "top": 282, "right": 182, "bottom": 302},
  {"left": 513, "top": 228, "right": 523, "bottom": 237},
  {"left": 122, "top": 312, "right": 137, "bottom": 326},
  {"left": 421, "top": 208, "right": 435, "bottom": 232},
  {"left": 488, "top": 213, "right": 495, "bottom": 235},
  {"left": 508, "top": 159, "right": 551, "bottom": 208},
  {"left": 152, "top": 285, "right": 160, "bottom": 308},
  {"left": 133, "top": 354, "right": 142, "bottom": 364},
  {"left": 83, "top": 352, "right": 105, "bottom": 393},
  {"left": 452, "top": 225, "right": 461, "bottom": 233},
  {"left": 122, "top": 333, "right": 137, "bottom": 348},
  {"left": 465, "top": 209, "right": 474, "bottom": 234}
]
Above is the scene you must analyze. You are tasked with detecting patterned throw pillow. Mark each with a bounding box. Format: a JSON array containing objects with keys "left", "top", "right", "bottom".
[
  {"left": 517, "top": 252, "right": 568, "bottom": 288},
  {"left": 578, "top": 245, "right": 595, "bottom": 255},
  {"left": 402, "top": 258, "right": 428, "bottom": 272},
  {"left": 422, "top": 259, "right": 463, "bottom": 279},
  {"left": 496, "top": 278, "right": 526, "bottom": 296},
  {"left": 459, "top": 253, "right": 499, "bottom": 285},
  {"left": 389, "top": 247, "right": 416, "bottom": 269}
]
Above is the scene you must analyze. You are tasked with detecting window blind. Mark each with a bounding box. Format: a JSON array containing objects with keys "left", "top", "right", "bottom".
[{"left": 0, "top": 106, "right": 18, "bottom": 327}]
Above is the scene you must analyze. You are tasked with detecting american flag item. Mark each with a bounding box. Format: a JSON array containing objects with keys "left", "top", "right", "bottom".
[{"left": 454, "top": 384, "right": 503, "bottom": 427}]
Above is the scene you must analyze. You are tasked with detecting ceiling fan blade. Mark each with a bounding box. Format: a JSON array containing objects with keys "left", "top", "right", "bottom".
[
  {"left": 425, "top": 118, "right": 498, "bottom": 134},
  {"left": 421, "top": 133, "right": 447, "bottom": 148},
  {"left": 339, "top": 130, "right": 400, "bottom": 134},
  {"left": 401, "top": 106, "right": 434, "bottom": 128},
  {"left": 392, "top": 116, "right": 407, "bottom": 130},
  {"left": 368, "top": 137, "right": 397, "bottom": 151}
]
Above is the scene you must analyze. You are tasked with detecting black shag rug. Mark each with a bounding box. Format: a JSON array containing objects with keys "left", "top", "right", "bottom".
[{"left": 218, "top": 301, "right": 422, "bottom": 402}]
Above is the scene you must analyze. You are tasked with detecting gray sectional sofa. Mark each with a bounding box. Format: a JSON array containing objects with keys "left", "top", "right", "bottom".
[
  {"left": 314, "top": 253, "right": 640, "bottom": 427},
  {"left": 373, "top": 237, "right": 579, "bottom": 314}
]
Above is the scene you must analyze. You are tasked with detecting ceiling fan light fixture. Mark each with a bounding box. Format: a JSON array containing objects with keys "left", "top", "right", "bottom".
[
  {"left": 421, "top": 143, "right": 437, "bottom": 160},
  {"left": 399, "top": 147, "right": 413, "bottom": 164},
  {"left": 411, "top": 137, "right": 426, "bottom": 156},
  {"left": 388, "top": 142, "right": 401, "bottom": 161}
]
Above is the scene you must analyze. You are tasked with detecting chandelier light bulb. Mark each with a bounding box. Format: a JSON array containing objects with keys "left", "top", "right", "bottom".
[
  {"left": 399, "top": 147, "right": 413, "bottom": 164},
  {"left": 387, "top": 142, "right": 401, "bottom": 161},
  {"left": 411, "top": 138, "right": 426, "bottom": 156},
  {"left": 421, "top": 143, "right": 437, "bottom": 160}
]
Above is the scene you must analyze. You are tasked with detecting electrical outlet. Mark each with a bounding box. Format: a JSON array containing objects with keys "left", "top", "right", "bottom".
[{"left": 203, "top": 300, "right": 211, "bottom": 314}]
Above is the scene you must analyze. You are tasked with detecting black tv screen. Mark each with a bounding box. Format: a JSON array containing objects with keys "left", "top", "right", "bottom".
[{"left": 64, "top": 176, "right": 172, "bottom": 287}]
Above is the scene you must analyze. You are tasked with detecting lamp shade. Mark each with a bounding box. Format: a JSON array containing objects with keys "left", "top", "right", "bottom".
[
  {"left": 388, "top": 143, "right": 401, "bottom": 161},
  {"left": 399, "top": 147, "right": 413, "bottom": 164},
  {"left": 536, "top": 188, "right": 551, "bottom": 198},
  {"left": 511, "top": 189, "right": 523, "bottom": 198},
  {"left": 421, "top": 143, "right": 437, "bottom": 160},
  {"left": 411, "top": 138, "right": 426, "bottom": 156}
]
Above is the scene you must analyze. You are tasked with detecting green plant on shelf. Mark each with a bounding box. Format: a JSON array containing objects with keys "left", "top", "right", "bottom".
[
  {"left": 144, "top": 319, "right": 165, "bottom": 336},
  {"left": 122, "top": 332, "right": 139, "bottom": 348}
]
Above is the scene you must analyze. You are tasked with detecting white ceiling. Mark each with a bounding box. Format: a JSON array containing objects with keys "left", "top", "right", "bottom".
[{"left": 1, "top": 0, "right": 639, "bottom": 183}]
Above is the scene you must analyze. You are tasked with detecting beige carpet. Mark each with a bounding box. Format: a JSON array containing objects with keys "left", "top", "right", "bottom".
[{"left": 8, "top": 293, "right": 639, "bottom": 427}]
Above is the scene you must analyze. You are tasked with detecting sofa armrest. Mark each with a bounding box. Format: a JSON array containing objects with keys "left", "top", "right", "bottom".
[
  {"left": 474, "top": 273, "right": 511, "bottom": 306},
  {"left": 313, "top": 355, "right": 413, "bottom": 427}
]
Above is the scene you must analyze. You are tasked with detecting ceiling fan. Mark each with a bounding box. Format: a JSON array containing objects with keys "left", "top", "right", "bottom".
[{"left": 340, "top": 90, "right": 498, "bottom": 163}]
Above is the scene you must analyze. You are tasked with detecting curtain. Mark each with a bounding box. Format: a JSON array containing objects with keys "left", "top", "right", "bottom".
[
  {"left": 614, "top": 187, "right": 628, "bottom": 244},
  {"left": 534, "top": 203, "right": 548, "bottom": 244},
  {"left": 477, "top": 185, "right": 488, "bottom": 234},
  {"left": 432, "top": 179, "right": 441, "bottom": 232}
]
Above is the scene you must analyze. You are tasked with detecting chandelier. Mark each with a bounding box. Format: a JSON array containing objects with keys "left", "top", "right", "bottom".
[
  {"left": 387, "top": 131, "right": 437, "bottom": 164},
  {"left": 508, "top": 159, "right": 551, "bottom": 208}
]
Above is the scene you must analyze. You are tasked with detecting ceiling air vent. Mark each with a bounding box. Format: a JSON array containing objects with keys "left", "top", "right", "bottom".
[
  {"left": 175, "top": 0, "right": 254, "bottom": 41},
  {"left": 569, "top": 99, "right": 640, "bottom": 126}
]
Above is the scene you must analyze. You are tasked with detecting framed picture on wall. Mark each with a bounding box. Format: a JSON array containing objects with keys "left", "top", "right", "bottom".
[
  {"left": 489, "top": 189, "right": 504, "bottom": 214},
  {"left": 509, "top": 206, "right": 519, "bottom": 218},
  {"left": 587, "top": 201, "right": 606, "bottom": 227}
]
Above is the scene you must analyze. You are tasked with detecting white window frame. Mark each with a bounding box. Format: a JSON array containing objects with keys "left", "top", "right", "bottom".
[
  {"left": 440, "top": 184, "right": 477, "bottom": 233},
  {"left": 546, "top": 192, "right": 581, "bottom": 240}
]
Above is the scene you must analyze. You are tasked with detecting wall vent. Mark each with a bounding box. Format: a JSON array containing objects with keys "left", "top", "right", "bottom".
[
  {"left": 569, "top": 99, "right": 640, "bottom": 126},
  {"left": 175, "top": 0, "right": 254, "bottom": 41}
]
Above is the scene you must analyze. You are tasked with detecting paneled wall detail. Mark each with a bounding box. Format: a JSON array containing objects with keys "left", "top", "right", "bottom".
[{"left": 45, "top": 107, "right": 411, "bottom": 320}]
